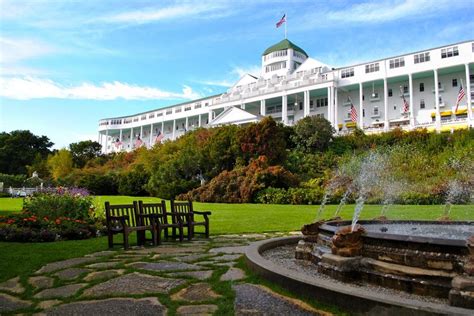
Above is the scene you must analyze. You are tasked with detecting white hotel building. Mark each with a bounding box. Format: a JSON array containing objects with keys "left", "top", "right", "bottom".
[{"left": 98, "top": 39, "right": 474, "bottom": 153}]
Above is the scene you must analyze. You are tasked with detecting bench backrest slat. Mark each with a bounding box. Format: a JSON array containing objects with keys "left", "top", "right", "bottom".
[
  {"left": 105, "top": 201, "right": 139, "bottom": 227},
  {"left": 170, "top": 200, "right": 194, "bottom": 222},
  {"left": 138, "top": 200, "right": 167, "bottom": 225}
]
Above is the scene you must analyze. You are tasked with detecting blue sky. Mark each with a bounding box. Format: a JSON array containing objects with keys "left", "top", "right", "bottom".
[{"left": 1, "top": 0, "right": 473, "bottom": 149}]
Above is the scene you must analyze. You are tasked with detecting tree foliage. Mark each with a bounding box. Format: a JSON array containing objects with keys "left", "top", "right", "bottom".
[
  {"left": 47, "top": 149, "right": 73, "bottom": 180},
  {"left": 0, "top": 130, "right": 53, "bottom": 175},
  {"left": 291, "top": 116, "right": 335, "bottom": 152},
  {"left": 69, "top": 140, "right": 102, "bottom": 168}
]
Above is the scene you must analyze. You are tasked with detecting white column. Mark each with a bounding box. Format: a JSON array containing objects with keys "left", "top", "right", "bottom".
[
  {"left": 198, "top": 114, "right": 202, "bottom": 127},
  {"left": 149, "top": 124, "right": 153, "bottom": 147},
  {"left": 303, "top": 91, "right": 310, "bottom": 117},
  {"left": 161, "top": 121, "right": 164, "bottom": 133},
  {"left": 119, "top": 129, "right": 123, "bottom": 151},
  {"left": 130, "top": 127, "right": 133, "bottom": 151},
  {"left": 334, "top": 88, "right": 338, "bottom": 129},
  {"left": 172, "top": 120, "right": 176, "bottom": 139},
  {"left": 383, "top": 78, "right": 389, "bottom": 131},
  {"left": 434, "top": 69, "right": 441, "bottom": 131},
  {"left": 98, "top": 132, "right": 102, "bottom": 153},
  {"left": 241, "top": 103, "right": 246, "bottom": 110},
  {"left": 104, "top": 129, "right": 109, "bottom": 154},
  {"left": 359, "top": 83, "right": 364, "bottom": 128},
  {"left": 140, "top": 125, "right": 143, "bottom": 139},
  {"left": 260, "top": 99, "right": 266, "bottom": 116},
  {"left": 409, "top": 73, "right": 414, "bottom": 128},
  {"left": 466, "top": 64, "right": 472, "bottom": 123},
  {"left": 185, "top": 116, "right": 188, "bottom": 131},
  {"left": 282, "top": 95, "right": 288, "bottom": 124},
  {"left": 327, "top": 87, "right": 332, "bottom": 124},
  {"left": 208, "top": 111, "right": 212, "bottom": 125}
]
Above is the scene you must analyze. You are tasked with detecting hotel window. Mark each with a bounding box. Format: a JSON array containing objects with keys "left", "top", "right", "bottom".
[
  {"left": 141, "top": 115, "right": 146, "bottom": 120},
  {"left": 441, "top": 46, "right": 459, "bottom": 58},
  {"left": 403, "top": 85, "right": 409, "bottom": 94},
  {"left": 389, "top": 57, "right": 405, "bottom": 69},
  {"left": 184, "top": 105, "right": 192, "bottom": 111},
  {"left": 414, "top": 52, "right": 430, "bottom": 64},
  {"left": 419, "top": 83, "right": 424, "bottom": 92},
  {"left": 157, "top": 112, "right": 163, "bottom": 117},
  {"left": 148, "top": 114, "right": 155, "bottom": 119},
  {"left": 420, "top": 99, "right": 425, "bottom": 109},
  {"left": 452, "top": 79, "right": 458, "bottom": 87},
  {"left": 363, "top": 109, "right": 365, "bottom": 117},
  {"left": 265, "top": 61, "right": 286, "bottom": 73},
  {"left": 341, "top": 68, "right": 354, "bottom": 78},
  {"left": 273, "top": 49, "right": 287, "bottom": 58},
  {"left": 175, "top": 108, "right": 182, "bottom": 113},
  {"left": 293, "top": 51, "right": 305, "bottom": 59},
  {"left": 166, "top": 109, "right": 172, "bottom": 115},
  {"left": 365, "top": 62, "right": 379, "bottom": 73},
  {"left": 373, "top": 106, "right": 379, "bottom": 116},
  {"left": 195, "top": 103, "right": 202, "bottom": 109},
  {"left": 205, "top": 102, "right": 209, "bottom": 107},
  {"left": 388, "top": 88, "right": 393, "bottom": 97}
]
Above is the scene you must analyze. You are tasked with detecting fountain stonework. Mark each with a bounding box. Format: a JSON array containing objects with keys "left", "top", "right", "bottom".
[{"left": 295, "top": 219, "right": 474, "bottom": 308}]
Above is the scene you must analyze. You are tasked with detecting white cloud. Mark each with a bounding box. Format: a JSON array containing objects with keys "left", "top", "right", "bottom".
[
  {"left": 195, "top": 64, "right": 261, "bottom": 89},
  {"left": 98, "top": 1, "right": 228, "bottom": 25},
  {"left": 0, "top": 37, "right": 56, "bottom": 63},
  {"left": 297, "top": 0, "right": 471, "bottom": 30},
  {"left": 0, "top": 77, "right": 202, "bottom": 101}
]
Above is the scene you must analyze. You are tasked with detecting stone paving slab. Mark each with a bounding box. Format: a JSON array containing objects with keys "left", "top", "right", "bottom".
[
  {"left": 29, "top": 276, "right": 54, "bottom": 290},
  {"left": 171, "top": 283, "right": 221, "bottom": 302},
  {"left": 176, "top": 254, "right": 217, "bottom": 262},
  {"left": 220, "top": 268, "right": 246, "bottom": 281},
  {"left": 43, "top": 297, "right": 166, "bottom": 315},
  {"left": 86, "top": 261, "right": 121, "bottom": 269},
  {"left": 0, "top": 276, "right": 25, "bottom": 294},
  {"left": 134, "top": 246, "right": 206, "bottom": 255},
  {"left": 233, "top": 284, "right": 330, "bottom": 316},
  {"left": 127, "top": 261, "right": 202, "bottom": 271},
  {"left": 85, "top": 250, "right": 117, "bottom": 257},
  {"left": 54, "top": 268, "right": 91, "bottom": 280},
  {"left": 166, "top": 270, "right": 214, "bottom": 281},
  {"left": 82, "top": 272, "right": 185, "bottom": 297},
  {"left": 176, "top": 304, "right": 218, "bottom": 316},
  {"left": 35, "top": 257, "right": 98, "bottom": 274},
  {"left": 34, "top": 284, "right": 87, "bottom": 299},
  {"left": 83, "top": 269, "right": 126, "bottom": 282},
  {"left": 0, "top": 293, "right": 32, "bottom": 313},
  {"left": 209, "top": 245, "right": 248, "bottom": 254},
  {"left": 37, "top": 299, "right": 62, "bottom": 310},
  {"left": 211, "top": 254, "right": 242, "bottom": 261}
]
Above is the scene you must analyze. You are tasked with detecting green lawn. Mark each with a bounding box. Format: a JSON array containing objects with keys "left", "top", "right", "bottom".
[{"left": 0, "top": 196, "right": 472, "bottom": 281}]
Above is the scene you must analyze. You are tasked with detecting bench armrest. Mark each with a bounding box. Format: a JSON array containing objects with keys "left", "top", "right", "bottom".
[
  {"left": 138, "top": 213, "right": 164, "bottom": 219},
  {"left": 193, "top": 211, "right": 212, "bottom": 215}
]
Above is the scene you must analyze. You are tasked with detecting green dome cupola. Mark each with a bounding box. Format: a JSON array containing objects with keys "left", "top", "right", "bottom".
[{"left": 262, "top": 39, "right": 308, "bottom": 57}]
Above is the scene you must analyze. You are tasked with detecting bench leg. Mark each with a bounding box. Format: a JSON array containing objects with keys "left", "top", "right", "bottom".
[
  {"left": 108, "top": 232, "right": 114, "bottom": 248},
  {"left": 156, "top": 227, "right": 162, "bottom": 245},
  {"left": 178, "top": 225, "right": 184, "bottom": 242},
  {"left": 124, "top": 231, "right": 130, "bottom": 250},
  {"left": 137, "top": 230, "right": 145, "bottom": 246},
  {"left": 205, "top": 222, "right": 209, "bottom": 238}
]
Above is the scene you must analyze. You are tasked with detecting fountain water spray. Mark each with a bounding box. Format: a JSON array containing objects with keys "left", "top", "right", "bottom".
[{"left": 334, "top": 187, "right": 352, "bottom": 218}]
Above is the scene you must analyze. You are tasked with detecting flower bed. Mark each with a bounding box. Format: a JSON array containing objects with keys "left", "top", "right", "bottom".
[{"left": 0, "top": 188, "right": 104, "bottom": 242}]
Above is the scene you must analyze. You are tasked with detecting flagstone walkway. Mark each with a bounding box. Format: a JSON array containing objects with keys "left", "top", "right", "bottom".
[{"left": 0, "top": 233, "right": 332, "bottom": 315}]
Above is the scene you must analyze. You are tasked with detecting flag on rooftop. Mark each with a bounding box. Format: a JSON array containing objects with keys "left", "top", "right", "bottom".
[
  {"left": 276, "top": 14, "right": 286, "bottom": 28},
  {"left": 454, "top": 83, "right": 465, "bottom": 112}
]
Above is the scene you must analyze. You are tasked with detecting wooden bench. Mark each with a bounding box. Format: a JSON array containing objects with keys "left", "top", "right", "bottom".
[
  {"left": 170, "top": 200, "right": 211, "bottom": 239},
  {"left": 104, "top": 201, "right": 157, "bottom": 249},
  {"left": 138, "top": 200, "right": 184, "bottom": 244}
]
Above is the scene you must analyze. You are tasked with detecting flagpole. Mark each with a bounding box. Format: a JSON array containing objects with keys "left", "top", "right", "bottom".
[{"left": 285, "top": 13, "right": 287, "bottom": 39}]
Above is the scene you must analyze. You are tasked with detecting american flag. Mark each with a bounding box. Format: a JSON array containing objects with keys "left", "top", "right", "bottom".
[
  {"left": 402, "top": 95, "right": 410, "bottom": 113},
  {"left": 114, "top": 138, "right": 122, "bottom": 148},
  {"left": 135, "top": 136, "right": 143, "bottom": 148},
  {"left": 276, "top": 14, "right": 286, "bottom": 28},
  {"left": 350, "top": 104, "right": 358, "bottom": 123},
  {"left": 454, "top": 83, "right": 465, "bottom": 112},
  {"left": 155, "top": 131, "right": 164, "bottom": 144}
]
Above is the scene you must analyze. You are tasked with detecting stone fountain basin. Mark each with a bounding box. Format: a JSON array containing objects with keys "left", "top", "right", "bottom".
[{"left": 320, "top": 220, "right": 474, "bottom": 247}]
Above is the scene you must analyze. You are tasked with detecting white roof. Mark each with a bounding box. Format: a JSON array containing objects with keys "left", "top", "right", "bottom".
[
  {"left": 209, "top": 106, "right": 260, "bottom": 126},
  {"left": 295, "top": 57, "right": 331, "bottom": 72}
]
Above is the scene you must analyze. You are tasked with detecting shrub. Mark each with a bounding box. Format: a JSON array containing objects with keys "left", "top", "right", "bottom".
[
  {"left": 0, "top": 188, "right": 103, "bottom": 242},
  {"left": 76, "top": 173, "right": 119, "bottom": 195},
  {"left": 255, "top": 187, "right": 325, "bottom": 205},
  {"left": 118, "top": 167, "right": 150, "bottom": 196},
  {"left": 291, "top": 116, "right": 334, "bottom": 152},
  {"left": 181, "top": 156, "right": 299, "bottom": 203},
  {"left": 0, "top": 173, "right": 27, "bottom": 187}
]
